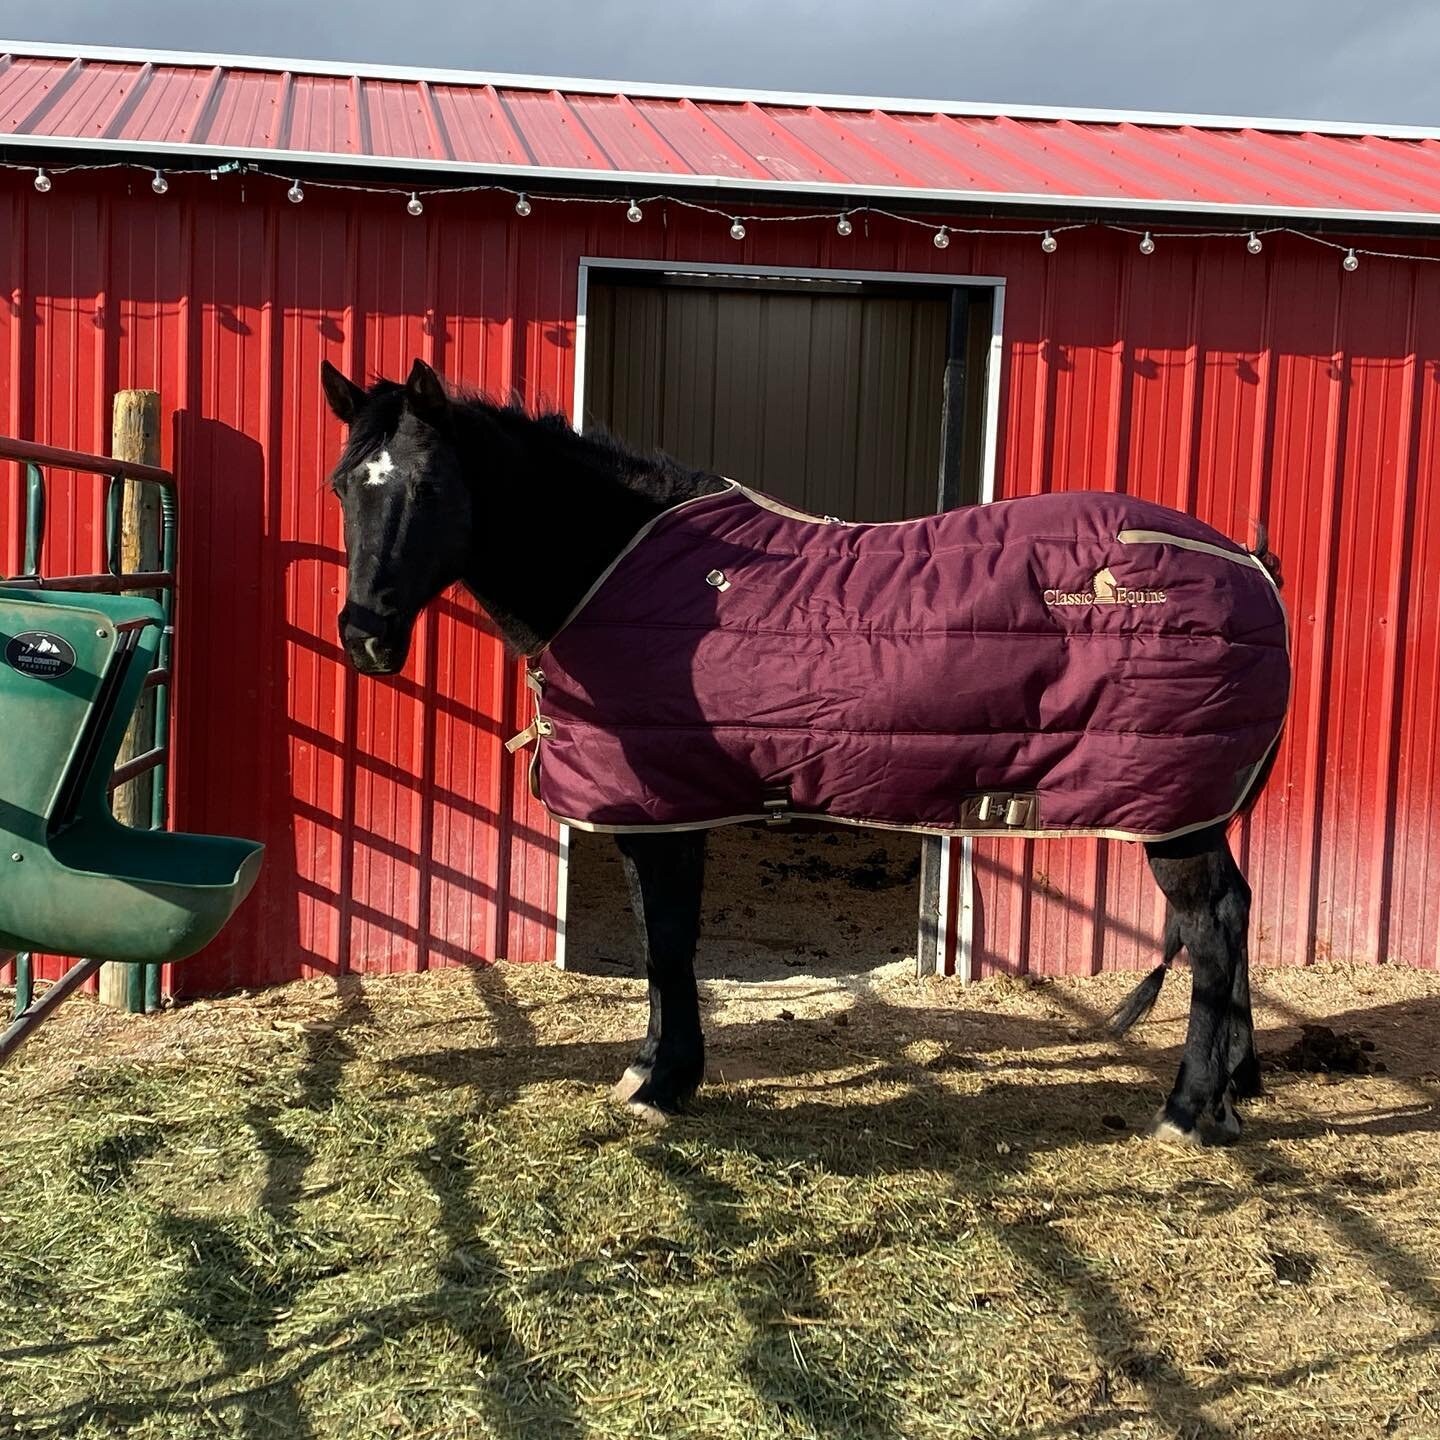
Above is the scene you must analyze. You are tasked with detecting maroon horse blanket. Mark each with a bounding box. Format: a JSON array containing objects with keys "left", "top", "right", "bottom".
[{"left": 514, "top": 485, "right": 1290, "bottom": 842}]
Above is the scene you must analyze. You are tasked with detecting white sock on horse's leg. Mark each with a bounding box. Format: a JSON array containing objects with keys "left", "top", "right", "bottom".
[
  {"left": 626, "top": 1098, "right": 670, "bottom": 1128},
  {"left": 609, "top": 1064, "right": 651, "bottom": 1104}
]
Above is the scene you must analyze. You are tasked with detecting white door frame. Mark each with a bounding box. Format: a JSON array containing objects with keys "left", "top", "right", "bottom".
[{"left": 557, "top": 256, "right": 1007, "bottom": 980}]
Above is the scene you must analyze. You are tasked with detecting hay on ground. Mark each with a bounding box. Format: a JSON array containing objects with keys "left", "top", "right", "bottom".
[{"left": 1, "top": 958, "right": 1438, "bottom": 1439}]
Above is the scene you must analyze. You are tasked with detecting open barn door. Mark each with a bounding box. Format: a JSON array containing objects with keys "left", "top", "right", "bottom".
[{"left": 565, "top": 261, "right": 1002, "bottom": 980}]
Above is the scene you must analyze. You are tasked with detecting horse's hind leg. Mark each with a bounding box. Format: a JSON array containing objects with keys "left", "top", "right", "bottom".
[
  {"left": 1143, "top": 824, "right": 1252, "bottom": 1145},
  {"left": 1227, "top": 910, "right": 1263, "bottom": 1100},
  {"left": 610, "top": 830, "right": 706, "bottom": 1123}
]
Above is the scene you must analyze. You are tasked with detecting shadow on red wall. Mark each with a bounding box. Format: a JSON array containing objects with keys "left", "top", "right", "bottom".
[{"left": 167, "top": 411, "right": 556, "bottom": 995}]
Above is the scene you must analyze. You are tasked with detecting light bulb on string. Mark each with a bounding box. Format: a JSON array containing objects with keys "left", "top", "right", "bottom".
[{"left": 29, "top": 165, "right": 1426, "bottom": 284}]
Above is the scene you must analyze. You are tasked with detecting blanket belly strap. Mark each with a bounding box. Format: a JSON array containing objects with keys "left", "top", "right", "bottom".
[
  {"left": 762, "top": 781, "right": 792, "bottom": 825},
  {"left": 964, "top": 793, "right": 1038, "bottom": 830}
]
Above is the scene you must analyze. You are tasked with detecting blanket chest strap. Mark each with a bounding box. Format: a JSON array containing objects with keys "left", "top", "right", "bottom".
[
  {"left": 506, "top": 668, "right": 554, "bottom": 752},
  {"left": 505, "top": 716, "right": 554, "bottom": 753}
]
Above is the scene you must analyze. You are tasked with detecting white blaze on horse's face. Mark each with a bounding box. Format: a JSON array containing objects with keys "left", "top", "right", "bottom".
[{"left": 364, "top": 449, "right": 396, "bottom": 486}]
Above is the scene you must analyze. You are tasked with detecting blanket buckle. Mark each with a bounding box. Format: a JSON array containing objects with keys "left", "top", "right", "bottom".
[
  {"left": 969, "top": 792, "right": 1037, "bottom": 830},
  {"left": 1003, "top": 795, "right": 1034, "bottom": 828},
  {"left": 504, "top": 716, "right": 554, "bottom": 753},
  {"left": 762, "top": 782, "right": 792, "bottom": 826}
]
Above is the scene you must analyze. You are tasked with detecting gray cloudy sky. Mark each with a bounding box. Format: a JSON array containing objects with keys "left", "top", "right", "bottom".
[{"left": 0, "top": 0, "right": 1434, "bottom": 125}]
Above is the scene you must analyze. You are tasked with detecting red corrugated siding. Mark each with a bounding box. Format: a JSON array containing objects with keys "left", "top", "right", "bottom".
[
  {"left": 973, "top": 234, "right": 1440, "bottom": 976},
  {"left": 3, "top": 170, "right": 1439, "bottom": 989}
]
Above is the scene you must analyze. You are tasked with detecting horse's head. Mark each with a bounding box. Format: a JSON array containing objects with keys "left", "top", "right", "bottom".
[{"left": 321, "top": 358, "right": 473, "bottom": 675}]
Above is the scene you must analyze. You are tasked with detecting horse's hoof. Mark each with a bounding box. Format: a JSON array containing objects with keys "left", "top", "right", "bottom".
[
  {"left": 1146, "top": 1102, "right": 1241, "bottom": 1147},
  {"left": 625, "top": 1099, "right": 671, "bottom": 1128},
  {"left": 1205, "top": 1095, "right": 1243, "bottom": 1144},
  {"left": 1146, "top": 1108, "right": 1204, "bottom": 1148},
  {"left": 610, "top": 1065, "right": 651, "bottom": 1105}
]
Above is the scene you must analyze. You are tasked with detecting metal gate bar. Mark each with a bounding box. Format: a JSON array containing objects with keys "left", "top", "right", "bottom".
[
  {"left": 1, "top": 434, "right": 179, "bottom": 1033},
  {"left": 0, "top": 956, "right": 105, "bottom": 1065}
]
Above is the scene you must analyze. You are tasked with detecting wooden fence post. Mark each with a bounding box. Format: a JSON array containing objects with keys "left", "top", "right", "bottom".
[{"left": 99, "top": 389, "right": 162, "bottom": 1010}]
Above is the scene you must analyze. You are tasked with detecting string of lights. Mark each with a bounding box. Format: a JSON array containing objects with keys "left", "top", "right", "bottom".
[{"left": 9, "top": 155, "right": 1438, "bottom": 273}]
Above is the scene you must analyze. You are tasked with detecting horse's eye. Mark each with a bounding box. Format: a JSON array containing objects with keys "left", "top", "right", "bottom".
[{"left": 412, "top": 479, "right": 439, "bottom": 501}]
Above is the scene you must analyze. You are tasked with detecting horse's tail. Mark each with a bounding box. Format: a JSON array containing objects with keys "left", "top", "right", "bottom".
[
  {"left": 1250, "top": 522, "right": 1284, "bottom": 589},
  {"left": 1104, "top": 905, "right": 1183, "bottom": 1036},
  {"left": 1234, "top": 519, "right": 1286, "bottom": 818}
]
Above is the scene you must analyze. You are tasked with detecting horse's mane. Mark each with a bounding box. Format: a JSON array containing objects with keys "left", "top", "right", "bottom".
[{"left": 339, "top": 375, "right": 721, "bottom": 507}]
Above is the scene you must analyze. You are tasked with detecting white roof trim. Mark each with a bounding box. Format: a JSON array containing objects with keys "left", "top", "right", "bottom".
[
  {"left": 3, "top": 130, "right": 1440, "bottom": 227},
  {"left": 1, "top": 37, "right": 1436, "bottom": 141}
]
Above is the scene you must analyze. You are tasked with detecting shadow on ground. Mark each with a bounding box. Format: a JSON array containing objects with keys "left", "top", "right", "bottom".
[{"left": 2, "top": 962, "right": 1438, "bottom": 1439}]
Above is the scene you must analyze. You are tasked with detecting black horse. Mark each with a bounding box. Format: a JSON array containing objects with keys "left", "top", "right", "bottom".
[{"left": 321, "top": 358, "right": 1278, "bottom": 1146}]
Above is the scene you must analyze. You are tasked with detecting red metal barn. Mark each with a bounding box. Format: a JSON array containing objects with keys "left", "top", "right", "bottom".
[{"left": 1, "top": 40, "right": 1438, "bottom": 992}]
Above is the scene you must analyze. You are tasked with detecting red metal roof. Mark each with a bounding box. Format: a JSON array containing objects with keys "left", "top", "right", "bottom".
[{"left": 4, "top": 41, "right": 1440, "bottom": 224}]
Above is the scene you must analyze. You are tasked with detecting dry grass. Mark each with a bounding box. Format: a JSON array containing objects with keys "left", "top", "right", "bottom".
[{"left": 2, "top": 958, "right": 1440, "bottom": 1439}]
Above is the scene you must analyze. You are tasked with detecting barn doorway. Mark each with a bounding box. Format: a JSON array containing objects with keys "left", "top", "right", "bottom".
[{"left": 562, "top": 261, "right": 1002, "bottom": 981}]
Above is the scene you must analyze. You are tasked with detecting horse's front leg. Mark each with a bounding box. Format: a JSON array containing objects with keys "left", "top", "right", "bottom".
[{"left": 609, "top": 830, "right": 706, "bottom": 1123}]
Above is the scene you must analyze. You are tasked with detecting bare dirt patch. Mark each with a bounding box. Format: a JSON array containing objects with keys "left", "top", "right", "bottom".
[{"left": 566, "top": 823, "right": 923, "bottom": 980}]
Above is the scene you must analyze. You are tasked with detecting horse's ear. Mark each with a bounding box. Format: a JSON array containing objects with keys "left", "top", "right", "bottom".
[
  {"left": 321, "top": 360, "right": 366, "bottom": 424},
  {"left": 405, "top": 358, "right": 449, "bottom": 424}
]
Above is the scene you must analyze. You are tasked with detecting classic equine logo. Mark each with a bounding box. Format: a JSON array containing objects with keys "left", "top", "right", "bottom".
[{"left": 1044, "top": 566, "right": 1167, "bottom": 607}]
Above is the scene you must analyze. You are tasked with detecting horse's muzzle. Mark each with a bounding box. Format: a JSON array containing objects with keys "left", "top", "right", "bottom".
[{"left": 339, "top": 606, "right": 411, "bottom": 676}]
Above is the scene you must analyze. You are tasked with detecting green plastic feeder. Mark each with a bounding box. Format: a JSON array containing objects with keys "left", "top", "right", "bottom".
[{"left": 0, "top": 588, "right": 263, "bottom": 964}]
